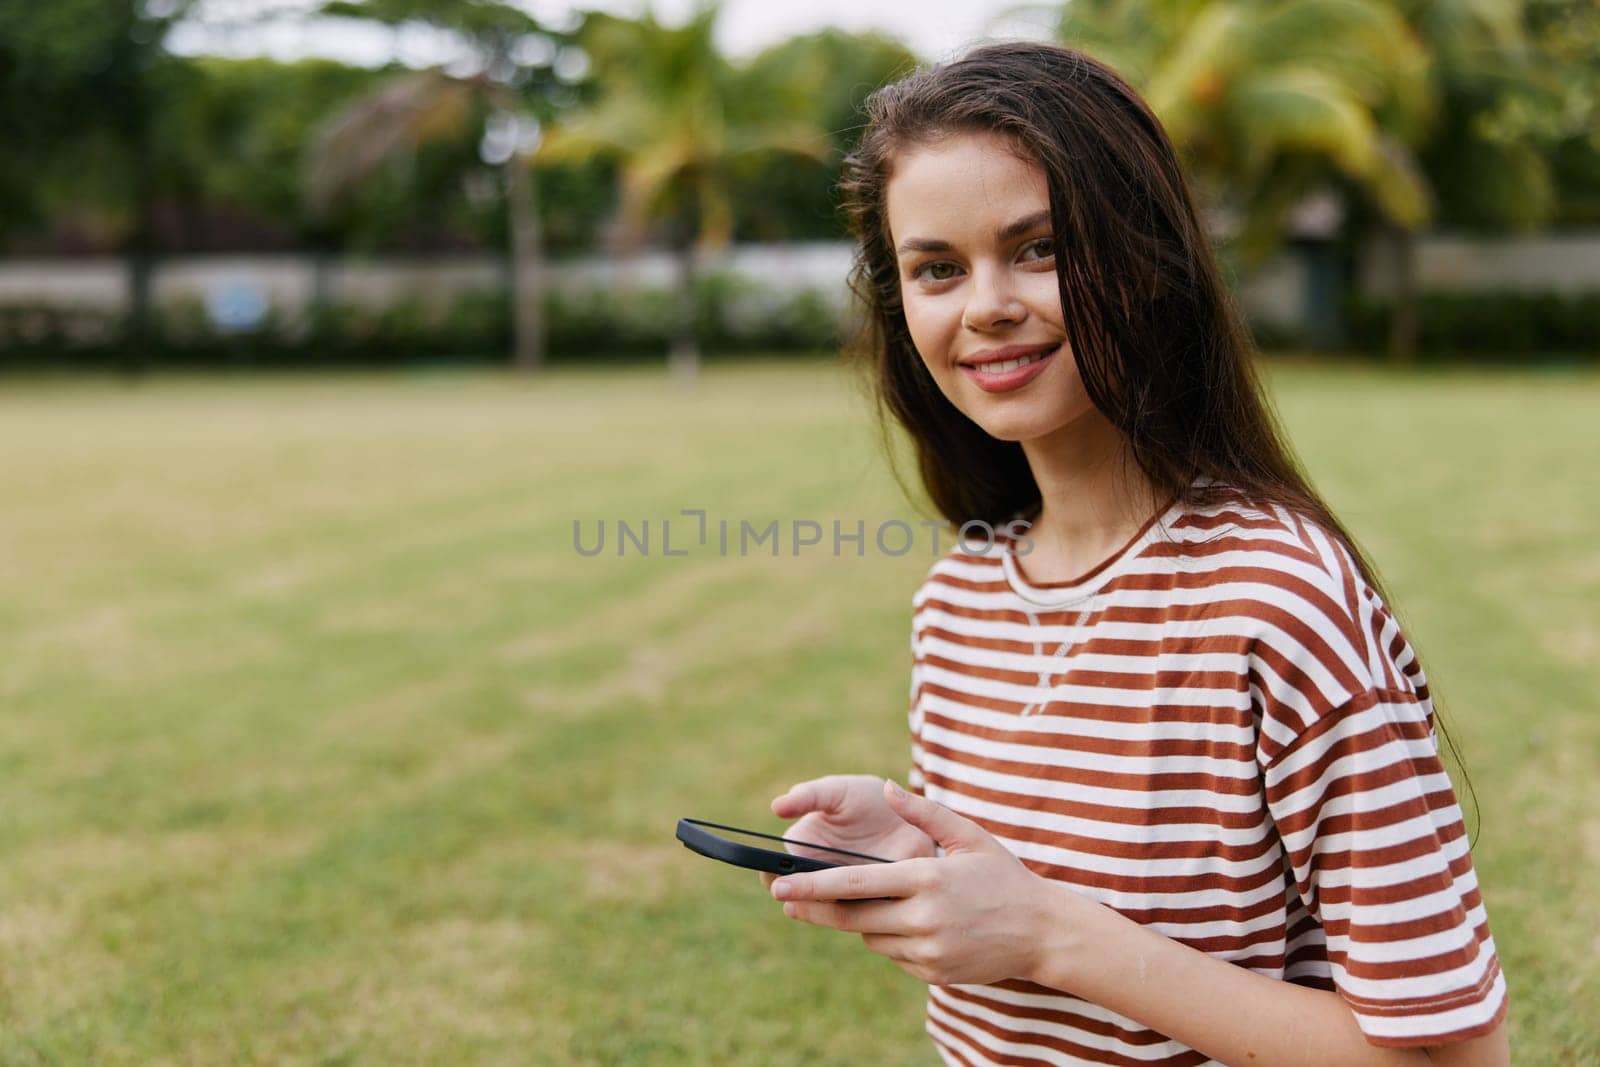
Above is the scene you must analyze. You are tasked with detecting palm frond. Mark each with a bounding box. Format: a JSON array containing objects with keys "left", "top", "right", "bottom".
[
  {"left": 537, "top": 94, "right": 659, "bottom": 164},
  {"left": 1232, "top": 67, "right": 1379, "bottom": 177},
  {"left": 542, "top": 0, "right": 823, "bottom": 250},
  {"left": 1364, "top": 131, "right": 1432, "bottom": 227},
  {"left": 305, "top": 69, "right": 479, "bottom": 210},
  {"left": 723, "top": 122, "right": 831, "bottom": 164},
  {"left": 1144, "top": 3, "right": 1245, "bottom": 139}
]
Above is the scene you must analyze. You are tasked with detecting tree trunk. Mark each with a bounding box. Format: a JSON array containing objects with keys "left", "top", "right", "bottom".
[
  {"left": 1387, "top": 224, "right": 1418, "bottom": 365},
  {"left": 309, "top": 242, "right": 334, "bottom": 347},
  {"left": 310, "top": 245, "right": 334, "bottom": 313},
  {"left": 124, "top": 246, "right": 153, "bottom": 380},
  {"left": 123, "top": 146, "right": 156, "bottom": 381},
  {"left": 668, "top": 239, "right": 700, "bottom": 384},
  {"left": 506, "top": 158, "right": 545, "bottom": 372}
]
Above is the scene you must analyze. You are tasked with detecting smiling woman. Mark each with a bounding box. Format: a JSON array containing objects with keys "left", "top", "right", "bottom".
[
  {"left": 887, "top": 140, "right": 1087, "bottom": 428},
  {"left": 759, "top": 41, "right": 1512, "bottom": 1067}
]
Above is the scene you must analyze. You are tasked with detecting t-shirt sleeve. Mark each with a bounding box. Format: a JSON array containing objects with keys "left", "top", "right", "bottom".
[
  {"left": 1249, "top": 520, "right": 1508, "bottom": 1046},
  {"left": 1260, "top": 687, "right": 1507, "bottom": 1046}
]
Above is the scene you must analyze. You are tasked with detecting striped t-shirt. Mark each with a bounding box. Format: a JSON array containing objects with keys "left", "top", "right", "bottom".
[{"left": 906, "top": 488, "right": 1507, "bottom": 1066}]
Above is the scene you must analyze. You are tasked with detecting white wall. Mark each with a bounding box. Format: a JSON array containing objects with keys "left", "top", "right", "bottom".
[{"left": 1360, "top": 231, "right": 1600, "bottom": 295}]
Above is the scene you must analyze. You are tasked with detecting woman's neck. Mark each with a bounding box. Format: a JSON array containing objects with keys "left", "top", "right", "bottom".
[{"left": 1017, "top": 410, "right": 1162, "bottom": 581}]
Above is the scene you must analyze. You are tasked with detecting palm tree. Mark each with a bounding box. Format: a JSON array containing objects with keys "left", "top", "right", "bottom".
[
  {"left": 306, "top": 0, "right": 559, "bottom": 370},
  {"left": 537, "top": 3, "right": 830, "bottom": 382},
  {"left": 1055, "top": 0, "right": 1433, "bottom": 259},
  {"left": 305, "top": 69, "right": 547, "bottom": 369}
]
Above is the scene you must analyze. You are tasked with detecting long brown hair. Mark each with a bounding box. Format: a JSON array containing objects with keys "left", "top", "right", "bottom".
[{"left": 839, "top": 41, "right": 1474, "bottom": 822}]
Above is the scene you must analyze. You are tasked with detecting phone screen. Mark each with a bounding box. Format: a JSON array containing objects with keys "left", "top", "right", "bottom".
[{"left": 715, "top": 825, "right": 887, "bottom": 866}]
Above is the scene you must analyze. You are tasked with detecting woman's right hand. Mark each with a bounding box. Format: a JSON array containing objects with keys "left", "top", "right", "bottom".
[{"left": 758, "top": 774, "right": 937, "bottom": 889}]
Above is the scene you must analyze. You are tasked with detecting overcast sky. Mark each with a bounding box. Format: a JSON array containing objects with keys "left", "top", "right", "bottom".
[{"left": 167, "top": 0, "right": 1062, "bottom": 67}]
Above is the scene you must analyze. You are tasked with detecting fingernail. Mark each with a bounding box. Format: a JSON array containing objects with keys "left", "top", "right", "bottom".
[
  {"left": 772, "top": 879, "right": 791, "bottom": 899},
  {"left": 783, "top": 902, "right": 797, "bottom": 918},
  {"left": 889, "top": 780, "right": 907, "bottom": 799}
]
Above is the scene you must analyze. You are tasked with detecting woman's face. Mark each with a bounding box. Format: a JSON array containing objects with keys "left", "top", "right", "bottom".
[{"left": 885, "top": 130, "right": 1095, "bottom": 443}]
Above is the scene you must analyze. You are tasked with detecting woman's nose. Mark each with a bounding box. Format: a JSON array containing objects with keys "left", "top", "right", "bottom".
[{"left": 961, "top": 265, "right": 1027, "bottom": 331}]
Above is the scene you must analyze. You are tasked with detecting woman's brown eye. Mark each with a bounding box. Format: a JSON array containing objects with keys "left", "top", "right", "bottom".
[{"left": 925, "top": 263, "right": 955, "bottom": 280}]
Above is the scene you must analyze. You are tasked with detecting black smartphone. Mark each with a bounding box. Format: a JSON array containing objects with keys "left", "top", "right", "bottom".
[{"left": 675, "top": 818, "right": 892, "bottom": 875}]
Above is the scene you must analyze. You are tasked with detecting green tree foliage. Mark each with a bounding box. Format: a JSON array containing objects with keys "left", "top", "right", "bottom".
[
  {"left": 538, "top": 2, "right": 831, "bottom": 378},
  {"left": 543, "top": 5, "right": 828, "bottom": 248},
  {"left": 0, "top": 0, "right": 198, "bottom": 370},
  {"left": 178, "top": 54, "right": 610, "bottom": 255},
  {"left": 157, "top": 58, "right": 387, "bottom": 248},
  {"left": 0, "top": 0, "right": 185, "bottom": 236},
  {"left": 0, "top": 1, "right": 613, "bottom": 257},
  {"left": 1052, "top": 0, "right": 1600, "bottom": 237},
  {"left": 1406, "top": 0, "right": 1600, "bottom": 228},
  {"left": 732, "top": 29, "right": 918, "bottom": 240},
  {"left": 1055, "top": 0, "right": 1433, "bottom": 261},
  {"left": 1394, "top": 0, "right": 1554, "bottom": 229},
  {"left": 1532, "top": 0, "right": 1600, "bottom": 225}
]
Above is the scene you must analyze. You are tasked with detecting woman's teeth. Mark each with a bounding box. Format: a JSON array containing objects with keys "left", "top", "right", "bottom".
[{"left": 974, "top": 349, "right": 1051, "bottom": 374}]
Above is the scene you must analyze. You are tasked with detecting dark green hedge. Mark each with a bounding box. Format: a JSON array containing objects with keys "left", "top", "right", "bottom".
[
  {"left": 1346, "top": 290, "right": 1600, "bottom": 359},
  {"left": 0, "top": 272, "right": 847, "bottom": 370},
  {"left": 6, "top": 282, "right": 1597, "bottom": 370}
]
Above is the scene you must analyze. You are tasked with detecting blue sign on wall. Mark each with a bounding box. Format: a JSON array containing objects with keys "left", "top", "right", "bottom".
[{"left": 206, "top": 280, "right": 269, "bottom": 334}]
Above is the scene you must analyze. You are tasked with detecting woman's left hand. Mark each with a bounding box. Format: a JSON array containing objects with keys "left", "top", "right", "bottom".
[{"left": 769, "top": 779, "right": 1082, "bottom": 988}]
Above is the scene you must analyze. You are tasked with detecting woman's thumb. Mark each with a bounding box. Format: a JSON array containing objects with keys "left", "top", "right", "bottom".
[{"left": 883, "top": 779, "right": 991, "bottom": 853}]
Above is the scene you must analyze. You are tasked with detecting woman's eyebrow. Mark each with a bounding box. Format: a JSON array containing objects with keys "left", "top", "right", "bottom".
[
  {"left": 895, "top": 210, "right": 1052, "bottom": 255},
  {"left": 997, "top": 209, "right": 1051, "bottom": 242}
]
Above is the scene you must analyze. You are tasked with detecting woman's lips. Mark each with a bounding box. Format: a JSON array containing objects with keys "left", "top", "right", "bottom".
[{"left": 959, "top": 346, "right": 1058, "bottom": 393}]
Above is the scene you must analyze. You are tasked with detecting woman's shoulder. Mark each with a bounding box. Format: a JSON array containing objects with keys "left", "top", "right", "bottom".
[
  {"left": 1166, "top": 485, "right": 1376, "bottom": 603},
  {"left": 1169, "top": 486, "right": 1431, "bottom": 732}
]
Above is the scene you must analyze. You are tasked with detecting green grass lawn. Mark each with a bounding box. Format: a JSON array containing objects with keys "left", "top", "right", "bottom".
[{"left": 0, "top": 357, "right": 1596, "bottom": 1064}]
